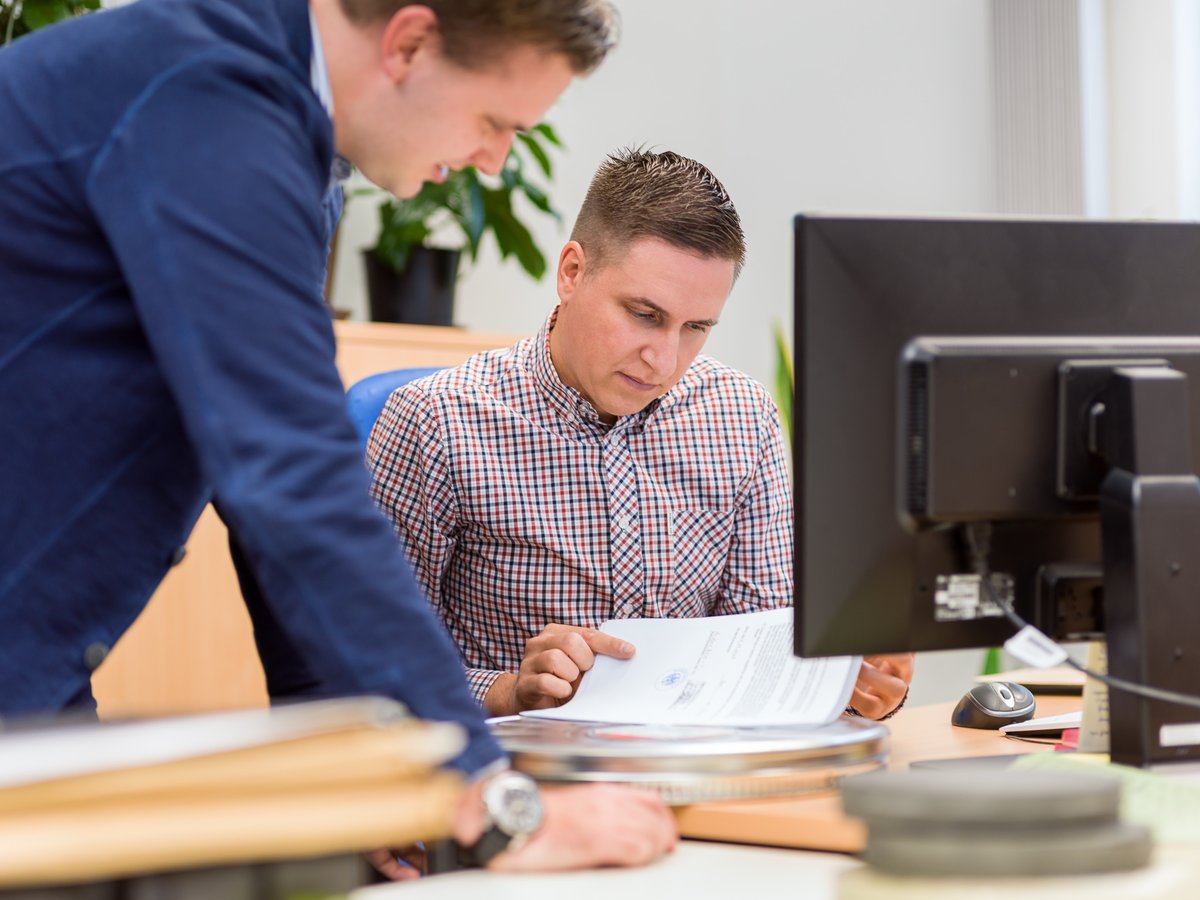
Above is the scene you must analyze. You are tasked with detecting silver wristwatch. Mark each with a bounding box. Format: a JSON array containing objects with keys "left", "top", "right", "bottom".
[{"left": 458, "top": 771, "right": 545, "bottom": 867}]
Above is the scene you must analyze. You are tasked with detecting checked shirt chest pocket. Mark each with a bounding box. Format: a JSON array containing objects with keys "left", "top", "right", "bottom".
[{"left": 665, "top": 507, "right": 736, "bottom": 614}]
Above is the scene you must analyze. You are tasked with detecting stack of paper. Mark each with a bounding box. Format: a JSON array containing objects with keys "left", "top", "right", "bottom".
[
  {"left": 523, "top": 608, "right": 861, "bottom": 728},
  {"left": 0, "top": 697, "right": 464, "bottom": 888}
]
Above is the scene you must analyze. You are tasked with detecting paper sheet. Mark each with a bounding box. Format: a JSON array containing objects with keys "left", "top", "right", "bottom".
[{"left": 522, "top": 608, "right": 861, "bottom": 727}]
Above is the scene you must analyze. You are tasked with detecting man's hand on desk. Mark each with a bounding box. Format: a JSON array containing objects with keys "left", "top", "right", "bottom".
[
  {"left": 850, "top": 653, "right": 915, "bottom": 720},
  {"left": 480, "top": 782, "right": 677, "bottom": 872},
  {"left": 368, "top": 775, "right": 678, "bottom": 879},
  {"left": 484, "top": 624, "right": 635, "bottom": 716}
]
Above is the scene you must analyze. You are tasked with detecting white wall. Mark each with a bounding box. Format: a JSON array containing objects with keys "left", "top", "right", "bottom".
[
  {"left": 1105, "top": 0, "right": 1200, "bottom": 218},
  {"left": 331, "top": 0, "right": 1200, "bottom": 708},
  {"left": 330, "top": 0, "right": 1001, "bottom": 706},
  {"left": 331, "top": 0, "right": 997, "bottom": 391}
]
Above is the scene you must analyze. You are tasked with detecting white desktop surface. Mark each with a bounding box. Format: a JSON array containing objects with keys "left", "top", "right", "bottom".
[
  {"left": 351, "top": 841, "right": 857, "bottom": 900},
  {"left": 352, "top": 699, "right": 1200, "bottom": 898},
  {"left": 351, "top": 841, "right": 1200, "bottom": 900}
]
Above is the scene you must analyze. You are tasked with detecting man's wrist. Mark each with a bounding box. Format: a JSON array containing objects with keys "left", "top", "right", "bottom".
[
  {"left": 482, "top": 672, "right": 519, "bottom": 716},
  {"left": 455, "top": 770, "right": 545, "bottom": 868},
  {"left": 845, "top": 688, "right": 909, "bottom": 721}
]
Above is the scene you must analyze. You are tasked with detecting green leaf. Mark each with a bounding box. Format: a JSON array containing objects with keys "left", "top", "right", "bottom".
[
  {"left": 362, "top": 120, "right": 563, "bottom": 282},
  {"left": 517, "top": 179, "right": 558, "bottom": 218},
  {"left": 455, "top": 175, "right": 487, "bottom": 258},
  {"left": 482, "top": 188, "right": 546, "bottom": 280},
  {"left": 980, "top": 647, "right": 1004, "bottom": 677},
  {"left": 516, "top": 131, "right": 552, "bottom": 179},
  {"left": 532, "top": 122, "right": 563, "bottom": 147},
  {"left": 373, "top": 200, "right": 432, "bottom": 272},
  {"left": 21, "top": 0, "right": 71, "bottom": 31},
  {"left": 772, "top": 322, "right": 794, "bottom": 446}
]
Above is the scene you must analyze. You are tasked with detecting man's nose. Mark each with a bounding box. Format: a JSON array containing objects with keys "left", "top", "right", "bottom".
[
  {"left": 642, "top": 331, "right": 679, "bottom": 377},
  {"left": 470, "top": 130, "right": 516, "bottom": 176}
]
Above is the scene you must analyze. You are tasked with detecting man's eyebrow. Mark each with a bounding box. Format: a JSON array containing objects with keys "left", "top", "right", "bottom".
[
  {"left": 488, "top": 115, "right": 533, "bottom": 133},
  {"left": 628, "top": 297, "right": 719, "bottom": 328}
]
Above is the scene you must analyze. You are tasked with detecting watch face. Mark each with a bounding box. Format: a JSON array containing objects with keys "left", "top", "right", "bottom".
[{"left": 486, "top": 775, "right": 545, "bottom": 837}]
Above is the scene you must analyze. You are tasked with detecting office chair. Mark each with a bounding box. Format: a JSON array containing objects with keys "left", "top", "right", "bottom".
[{"left": 345, "top": 366, "right": 443, "bottom": 453}]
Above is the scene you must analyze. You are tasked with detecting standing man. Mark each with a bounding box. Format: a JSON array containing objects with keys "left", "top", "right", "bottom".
[{"left": 0, "top": 0, "right": 675, "bottom": 874}]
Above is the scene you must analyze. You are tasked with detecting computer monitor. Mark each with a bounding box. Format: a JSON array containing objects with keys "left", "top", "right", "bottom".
[{"left": 792, "top": 214, "right": 1200, "bottom": 766}]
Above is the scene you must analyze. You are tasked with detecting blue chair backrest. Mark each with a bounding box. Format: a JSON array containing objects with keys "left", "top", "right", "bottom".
[{"left": 346, "top": 366, "right": 444, "bottom": 454}]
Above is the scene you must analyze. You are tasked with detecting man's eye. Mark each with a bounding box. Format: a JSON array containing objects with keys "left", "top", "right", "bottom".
[
  {"left": 688, "top": 322, "right": 710, "bottom": 334},
  {"left": 631, "top": 310, "right": 655, "bottom": 321}
]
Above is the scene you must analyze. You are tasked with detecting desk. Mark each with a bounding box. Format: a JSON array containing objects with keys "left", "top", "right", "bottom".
[
  {"left": 352, "top": 698, "right": 1200, "bottom": 900},
  {"left": 674, "top": 695, "right": 1082, "bottom": 851},
  {"left": 349, "top": 841, "right": 1199, "bottom": 900}
]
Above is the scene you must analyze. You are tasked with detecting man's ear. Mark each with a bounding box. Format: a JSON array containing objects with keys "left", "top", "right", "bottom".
[
  {"left": 557, "top": 241, "right": 586, "bottom": 302},
  {"left": 379, "top": 5, "right": 440, "bottom": 83}
]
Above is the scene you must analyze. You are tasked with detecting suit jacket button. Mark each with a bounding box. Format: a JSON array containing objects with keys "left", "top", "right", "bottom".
[
  {"left": 84, "top": 642, "right": 109, "bottom": 672},
  {"left": 169, "top": 546, "right": 188, "bottom": 567}
]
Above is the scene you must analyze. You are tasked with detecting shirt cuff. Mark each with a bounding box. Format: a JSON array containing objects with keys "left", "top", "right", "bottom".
[
  {"left": 465, "top": 668, "right": 506, "bottom": 706},
  {"left": 467, "top": 758, "right": 510, "bottom": 784},
  {"left": 845, "top": 688, "right": 909, "bottom": 721}
]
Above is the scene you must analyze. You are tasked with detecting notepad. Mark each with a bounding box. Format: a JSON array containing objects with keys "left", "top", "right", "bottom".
[
  {"left": 1000, "top": 710, "right": 1082, "bottom": 736},
  {"left": 977, "top": 666, "right": 1086, "bottom": 695}
]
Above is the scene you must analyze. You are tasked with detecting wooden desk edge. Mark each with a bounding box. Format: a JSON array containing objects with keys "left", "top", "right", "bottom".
[{"left": 673, "top": 696, "right": 1083, "bottom": 853}]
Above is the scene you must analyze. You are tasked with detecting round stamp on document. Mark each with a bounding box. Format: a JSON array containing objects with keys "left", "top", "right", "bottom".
[{"left": 657, "top": 668, "right": 688, "bottom": 690}]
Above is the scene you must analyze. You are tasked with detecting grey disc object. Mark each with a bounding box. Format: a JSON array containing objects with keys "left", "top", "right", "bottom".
[
  {"left": 841, "top": 769, "right": 1122, "bottom": 827},
  {"left": 490, "top": 716, "right": 888, "bottom": 805},
  {"left": 841, "top": 770, "right": 1152, "bottom": 878},
  {"left": 862, "top": 822, "right": 1153, "bottom": 878}
]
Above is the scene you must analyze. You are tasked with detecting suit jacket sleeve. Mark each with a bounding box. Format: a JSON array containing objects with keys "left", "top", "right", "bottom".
[{"left": 85, "top": 50, "right": 502, "bottom": 774}]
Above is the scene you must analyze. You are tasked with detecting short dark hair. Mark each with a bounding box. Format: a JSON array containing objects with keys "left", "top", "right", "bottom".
[
  {"left": 570, "top": 148, "right": 746, "bottom": 281},
  {"left": 337, "top": 0, "right": 619, "bottom": 74}
]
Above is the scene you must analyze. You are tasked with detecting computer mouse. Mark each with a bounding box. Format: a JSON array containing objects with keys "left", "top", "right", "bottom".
[{"left": 951, "top": 681, "right": 1036, "bottom": 729}]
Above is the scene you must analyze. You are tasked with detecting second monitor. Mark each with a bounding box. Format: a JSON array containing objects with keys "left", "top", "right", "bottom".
[{"left": 792, "top": 215, "right": 1200, "bottom": 766}]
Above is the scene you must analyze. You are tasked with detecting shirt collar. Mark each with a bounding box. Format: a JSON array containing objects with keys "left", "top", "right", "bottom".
[
  {"left": 532, "top": 310, "right": 664, "bottom": 435},
  {"left": 309, "top": 10, "right": 353, "bottom": 184},
  {"left": 308, "top": 7, "right": 334, "bottom": 117}
]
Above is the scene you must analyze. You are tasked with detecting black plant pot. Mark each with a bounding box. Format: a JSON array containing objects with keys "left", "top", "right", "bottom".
[{"left": 364, "top": 245, "right": 461, "bottom": 326}]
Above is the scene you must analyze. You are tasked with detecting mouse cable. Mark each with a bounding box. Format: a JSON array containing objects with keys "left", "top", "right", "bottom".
[{"left": 964, "top": 522, "right": 1200, "bottom": 713}]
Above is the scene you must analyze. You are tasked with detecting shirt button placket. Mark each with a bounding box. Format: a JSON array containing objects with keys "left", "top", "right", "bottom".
[{"left": 603, "top": 429, "right": 644, "bottom": 618}]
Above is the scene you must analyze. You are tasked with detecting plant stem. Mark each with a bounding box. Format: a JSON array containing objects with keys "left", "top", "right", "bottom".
[{"left": 4, "top": 2, "right": 20, "bottom": 46}]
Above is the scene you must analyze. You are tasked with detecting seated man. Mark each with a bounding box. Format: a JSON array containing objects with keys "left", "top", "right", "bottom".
[{"left": 368, "top": 148, "right": 913, "bottom": 719}]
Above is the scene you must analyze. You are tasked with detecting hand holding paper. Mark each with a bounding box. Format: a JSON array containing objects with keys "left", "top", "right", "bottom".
[{"left": 522, "top": 609, "right": 861, "bottom": 728}]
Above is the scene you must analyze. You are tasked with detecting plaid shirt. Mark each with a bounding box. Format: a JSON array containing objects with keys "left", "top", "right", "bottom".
[{"left": 367, "top": 314, "right": 793, "bottom": 702}]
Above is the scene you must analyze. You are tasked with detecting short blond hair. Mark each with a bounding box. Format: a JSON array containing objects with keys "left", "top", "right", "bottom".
[
  {"left": 338, "top": 0, "right": 619, "bottom": 74},
  {"left": 570, "top": 148, "right": 746, "bottom": 281}
]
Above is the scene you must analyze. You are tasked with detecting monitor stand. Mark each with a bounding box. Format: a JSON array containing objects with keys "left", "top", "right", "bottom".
[{"left": 1086, "top": 366, "right": 1200, "bottom": 766}]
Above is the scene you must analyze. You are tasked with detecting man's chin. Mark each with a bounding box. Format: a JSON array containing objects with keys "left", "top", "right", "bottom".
[
  {"left": 363, "top": 169, "right": 421, "bottom": 200},
  {"left": 388, "top": 180, "right": 422, "bottom": 200}
]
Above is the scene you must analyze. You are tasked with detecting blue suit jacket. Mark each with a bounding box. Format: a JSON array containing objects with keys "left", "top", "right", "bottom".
[{"left": 0, "top": 0, "right": 501, "bottom": 773}]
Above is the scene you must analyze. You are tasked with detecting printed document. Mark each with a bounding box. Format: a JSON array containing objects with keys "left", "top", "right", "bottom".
[{"left": 522, "top": 608, "right": 861, "bottom": 727}]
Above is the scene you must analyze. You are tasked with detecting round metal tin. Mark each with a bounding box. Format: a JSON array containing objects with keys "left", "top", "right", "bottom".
[{"left": 490, "top": 717, "right": 889, "bottom": 805}]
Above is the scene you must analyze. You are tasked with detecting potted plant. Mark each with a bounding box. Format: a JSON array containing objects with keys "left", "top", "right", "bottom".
[
  {"left": 1, "top": 0, "right": 99, "bottom": 45},
  {"left": 361, "top": 123, "right": 564, "bottom": 326}
]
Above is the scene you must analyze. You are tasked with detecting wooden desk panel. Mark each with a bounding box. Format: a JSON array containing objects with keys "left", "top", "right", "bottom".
[
  {"left": 673, "top": 695, "right": 1082, "bottom": 852},
  {"left": 92, "top": 321, "right": 517, "bottom": 719}
]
